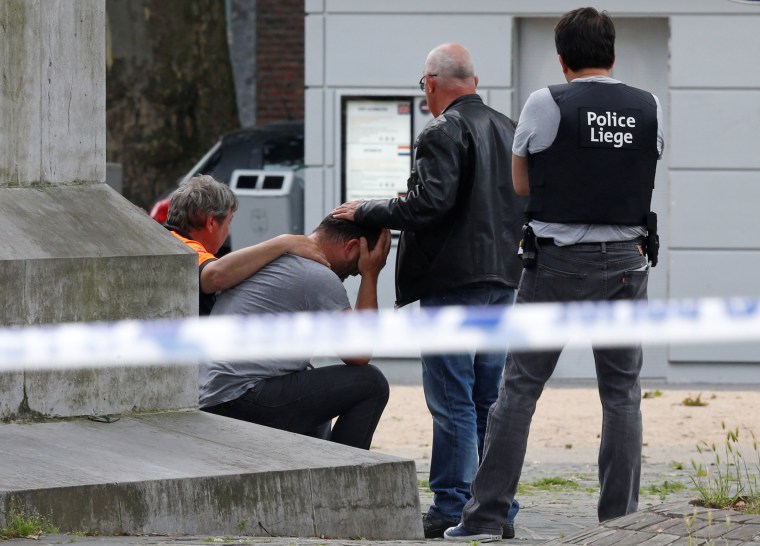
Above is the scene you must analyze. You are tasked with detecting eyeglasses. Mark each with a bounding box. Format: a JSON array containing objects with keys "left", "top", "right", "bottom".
[{"left": 418, "top": 73, "right": 438, "bottom": 91}]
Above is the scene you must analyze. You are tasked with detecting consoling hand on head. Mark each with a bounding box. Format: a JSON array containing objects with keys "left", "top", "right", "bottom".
[{"left": 332, "top": 199, "right": 366, "bottom": 222}]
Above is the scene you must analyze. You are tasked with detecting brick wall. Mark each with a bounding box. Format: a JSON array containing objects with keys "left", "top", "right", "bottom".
[{"left": 256, "top": 0, "right": 304, "bottom": 124}]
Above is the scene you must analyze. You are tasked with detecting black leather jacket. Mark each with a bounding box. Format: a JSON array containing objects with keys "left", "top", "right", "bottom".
[{"left": 355, "top": 94, "right": 526, "bottom": 307}]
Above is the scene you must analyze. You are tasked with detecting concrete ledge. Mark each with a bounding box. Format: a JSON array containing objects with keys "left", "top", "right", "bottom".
[
  {"left": 0, "top": 411, "right": 423, "bottom": 540},
  {"left": 20, "top": 365, "right": 198, "bottom": 420},
  {"left": 0, "top": 184, "right": 199, "bottom": 420},
  {"left": 0, "top": 184, "right": 197, "bottom": 325}
]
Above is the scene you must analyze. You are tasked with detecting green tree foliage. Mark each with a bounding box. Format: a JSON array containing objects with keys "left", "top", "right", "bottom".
[{"left": 106, "top": 0, "right": 239, "bottom": 209}]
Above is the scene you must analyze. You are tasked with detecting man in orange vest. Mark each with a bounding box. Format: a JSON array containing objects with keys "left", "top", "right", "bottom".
[{"left": 165, "top": 174, "right": 328, "bottom": 315}]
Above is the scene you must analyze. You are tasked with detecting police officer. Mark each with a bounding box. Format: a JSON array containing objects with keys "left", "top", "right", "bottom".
[{"left": 445, "top": 7, "right": 665, "bottom": 542}]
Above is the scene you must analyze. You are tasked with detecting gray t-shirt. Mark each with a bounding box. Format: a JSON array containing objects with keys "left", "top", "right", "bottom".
[
  {"left": 199, "top": 254, "right": 350, "bottom": 408},
  {"left": 513, "top": 76, "right": 665, "bottom": 245}
]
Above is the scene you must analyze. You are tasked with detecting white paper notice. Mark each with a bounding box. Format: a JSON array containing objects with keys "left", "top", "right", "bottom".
[{"left": 345, "top": 99, "right": 412, "bottom": 201}]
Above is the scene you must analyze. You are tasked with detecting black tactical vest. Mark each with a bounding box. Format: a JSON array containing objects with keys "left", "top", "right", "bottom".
[{"left": 526, "top": 82, "right": 659, "bottom": 225}]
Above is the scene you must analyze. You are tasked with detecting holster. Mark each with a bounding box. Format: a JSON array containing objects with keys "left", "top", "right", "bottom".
[
  {"left": 519, "top": 224, "right": 537, "bottom": 269},
  {"left": 646, "top": 211, "right": 659, "bottom": 267}
]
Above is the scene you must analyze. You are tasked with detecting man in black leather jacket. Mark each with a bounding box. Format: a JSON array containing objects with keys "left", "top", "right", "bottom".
[{"left": 333, "top": 42, "right": 525, "bottom": 539}]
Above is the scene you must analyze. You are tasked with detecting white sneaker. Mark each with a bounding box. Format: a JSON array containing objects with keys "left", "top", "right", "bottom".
[{"left": 444, "top": 523, "right": 502, "bottom": 542}]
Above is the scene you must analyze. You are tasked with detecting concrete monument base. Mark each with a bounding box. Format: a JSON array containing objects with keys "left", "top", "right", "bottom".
[
  {"left": 0, "top": 411, "right": 424, "bottom": 540},
  {"left": 0, "top": 184, "right": 198, "bottom": 421}
]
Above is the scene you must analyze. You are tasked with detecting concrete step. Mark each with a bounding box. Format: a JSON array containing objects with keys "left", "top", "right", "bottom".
[{"left": 0, "top": 411, "right": 423, "bottom": 540}]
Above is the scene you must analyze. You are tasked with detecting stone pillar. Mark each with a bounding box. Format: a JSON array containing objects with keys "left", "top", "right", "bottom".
[{"left": 0, "top": 0, "right": 198, "bottom": 420}]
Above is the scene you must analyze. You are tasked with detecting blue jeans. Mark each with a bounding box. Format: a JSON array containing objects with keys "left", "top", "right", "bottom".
[
  {"left": 462, "top": 241, "right": 648, "bottom": 533},
  {"left": 420, "top": 283, "right": 519, "bottom": 524}
]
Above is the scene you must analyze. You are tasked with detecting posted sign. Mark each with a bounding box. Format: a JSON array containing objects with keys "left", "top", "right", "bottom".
[{"left": 344, "top": 99, "right": 412, "bottom": 201}]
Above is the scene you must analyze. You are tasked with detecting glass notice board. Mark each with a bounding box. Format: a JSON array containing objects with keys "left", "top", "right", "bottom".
[{"left": 342, "top": 97, "right": 413, "bottom": 202}]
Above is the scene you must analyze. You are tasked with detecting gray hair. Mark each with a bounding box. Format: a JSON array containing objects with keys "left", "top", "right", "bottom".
[
  {"left": 425, "top": 43, "right": 475, "bottom": 82},
  {"left": 166, "top": 174, "right": 238, "bottom": 232}
]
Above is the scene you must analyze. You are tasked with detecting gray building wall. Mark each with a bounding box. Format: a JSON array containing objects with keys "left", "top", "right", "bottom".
[{"left": 304, "top": 0, "right": 760, "bottom": 382}]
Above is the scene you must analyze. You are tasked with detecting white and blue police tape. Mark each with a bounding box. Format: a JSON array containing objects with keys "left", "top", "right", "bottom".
[{"left": 0, "top": 297, "right": 759, "bottom": 371}]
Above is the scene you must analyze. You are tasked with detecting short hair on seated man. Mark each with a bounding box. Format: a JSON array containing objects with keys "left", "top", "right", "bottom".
[{"left": 313, "top": 215, "right": 382, "bottom": 250}]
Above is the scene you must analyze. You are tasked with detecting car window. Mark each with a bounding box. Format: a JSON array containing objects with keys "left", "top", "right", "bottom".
[
  {"left": 194, "top": 126, "right": 304, "bottom": 184},
  {"left": 262, "top": 134, "right": 304, "bottom": 170},
  {"left": 201, "top": 140, "right": 255, "bottom": 184}
]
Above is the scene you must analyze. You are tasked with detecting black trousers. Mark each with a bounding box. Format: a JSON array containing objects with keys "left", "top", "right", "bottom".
[{"left": 204, "top": 364, "right": 389, "bottom": 450}]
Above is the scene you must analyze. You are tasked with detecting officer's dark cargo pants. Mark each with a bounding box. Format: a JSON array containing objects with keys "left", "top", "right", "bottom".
[{"left": 462, "top": 239, "right": 648, "bottom": 533}]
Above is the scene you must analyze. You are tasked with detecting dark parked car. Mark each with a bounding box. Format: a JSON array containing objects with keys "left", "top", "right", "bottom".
[{"left": 150, "top": 121, "right": 305, "bottom": 255}]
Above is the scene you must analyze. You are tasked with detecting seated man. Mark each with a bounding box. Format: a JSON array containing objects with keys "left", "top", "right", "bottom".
[
  {"left": 165, "top": 174, "right": 328, "bottom": 315},
  {"left": 200, "top": 216, "right": 392, "bottom": 450}
]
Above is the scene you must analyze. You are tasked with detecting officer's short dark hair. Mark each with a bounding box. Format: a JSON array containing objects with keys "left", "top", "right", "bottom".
[
  {"left": 555, "top": 7, "right": 615, "bottom": 72},
  {"left": 314, "top": 215, "right": 382, "bottom": 250}
]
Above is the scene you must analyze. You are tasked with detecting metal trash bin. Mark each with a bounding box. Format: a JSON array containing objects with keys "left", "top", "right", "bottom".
[{"left": 228, "top": 169, "right": 304, "bottom": 250}]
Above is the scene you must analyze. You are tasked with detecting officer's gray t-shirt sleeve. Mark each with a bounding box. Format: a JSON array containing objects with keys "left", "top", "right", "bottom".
[
  {"left": 513, "top": 85, "right": 663, "bottom": 158},
  {"left": 512, "top": 88, "right": 561, "bottom": 157},
  {"left": 653, "top": 93, "right": 665, "bottom": 158}
]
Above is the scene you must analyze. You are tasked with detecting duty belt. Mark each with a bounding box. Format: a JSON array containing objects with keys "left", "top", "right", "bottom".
[{"left": 536, "top": 237, "right": 646, "bottom": 247}]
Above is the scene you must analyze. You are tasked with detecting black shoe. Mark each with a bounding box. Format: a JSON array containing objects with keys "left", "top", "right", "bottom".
[
  {"left": 423, "top": 513, "right": 459, "bottom": 539},
  {"left": 502, "top": 523, "right": 515, "bottom": 539}
]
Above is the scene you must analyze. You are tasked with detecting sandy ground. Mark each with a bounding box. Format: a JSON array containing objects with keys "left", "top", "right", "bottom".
[{"left": 371, "top": 383, "right": 760, "bottom": 471}]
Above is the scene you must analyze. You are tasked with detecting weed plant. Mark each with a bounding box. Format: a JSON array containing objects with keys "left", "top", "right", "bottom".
[
  {"left": 690, "top": 422, "right": 760, "bottom": 514},
  {"left": 641, "top": 480, "right": 686, "bottom": 501},
  {"left": 0, "top": 502, "right": 57, "bottom": 539},
  {"left": 519, "top": 476, "right": 584, "bottom": 493},
  {"left": 682, "top": 393, "right": 708, "bottom": 407}
]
